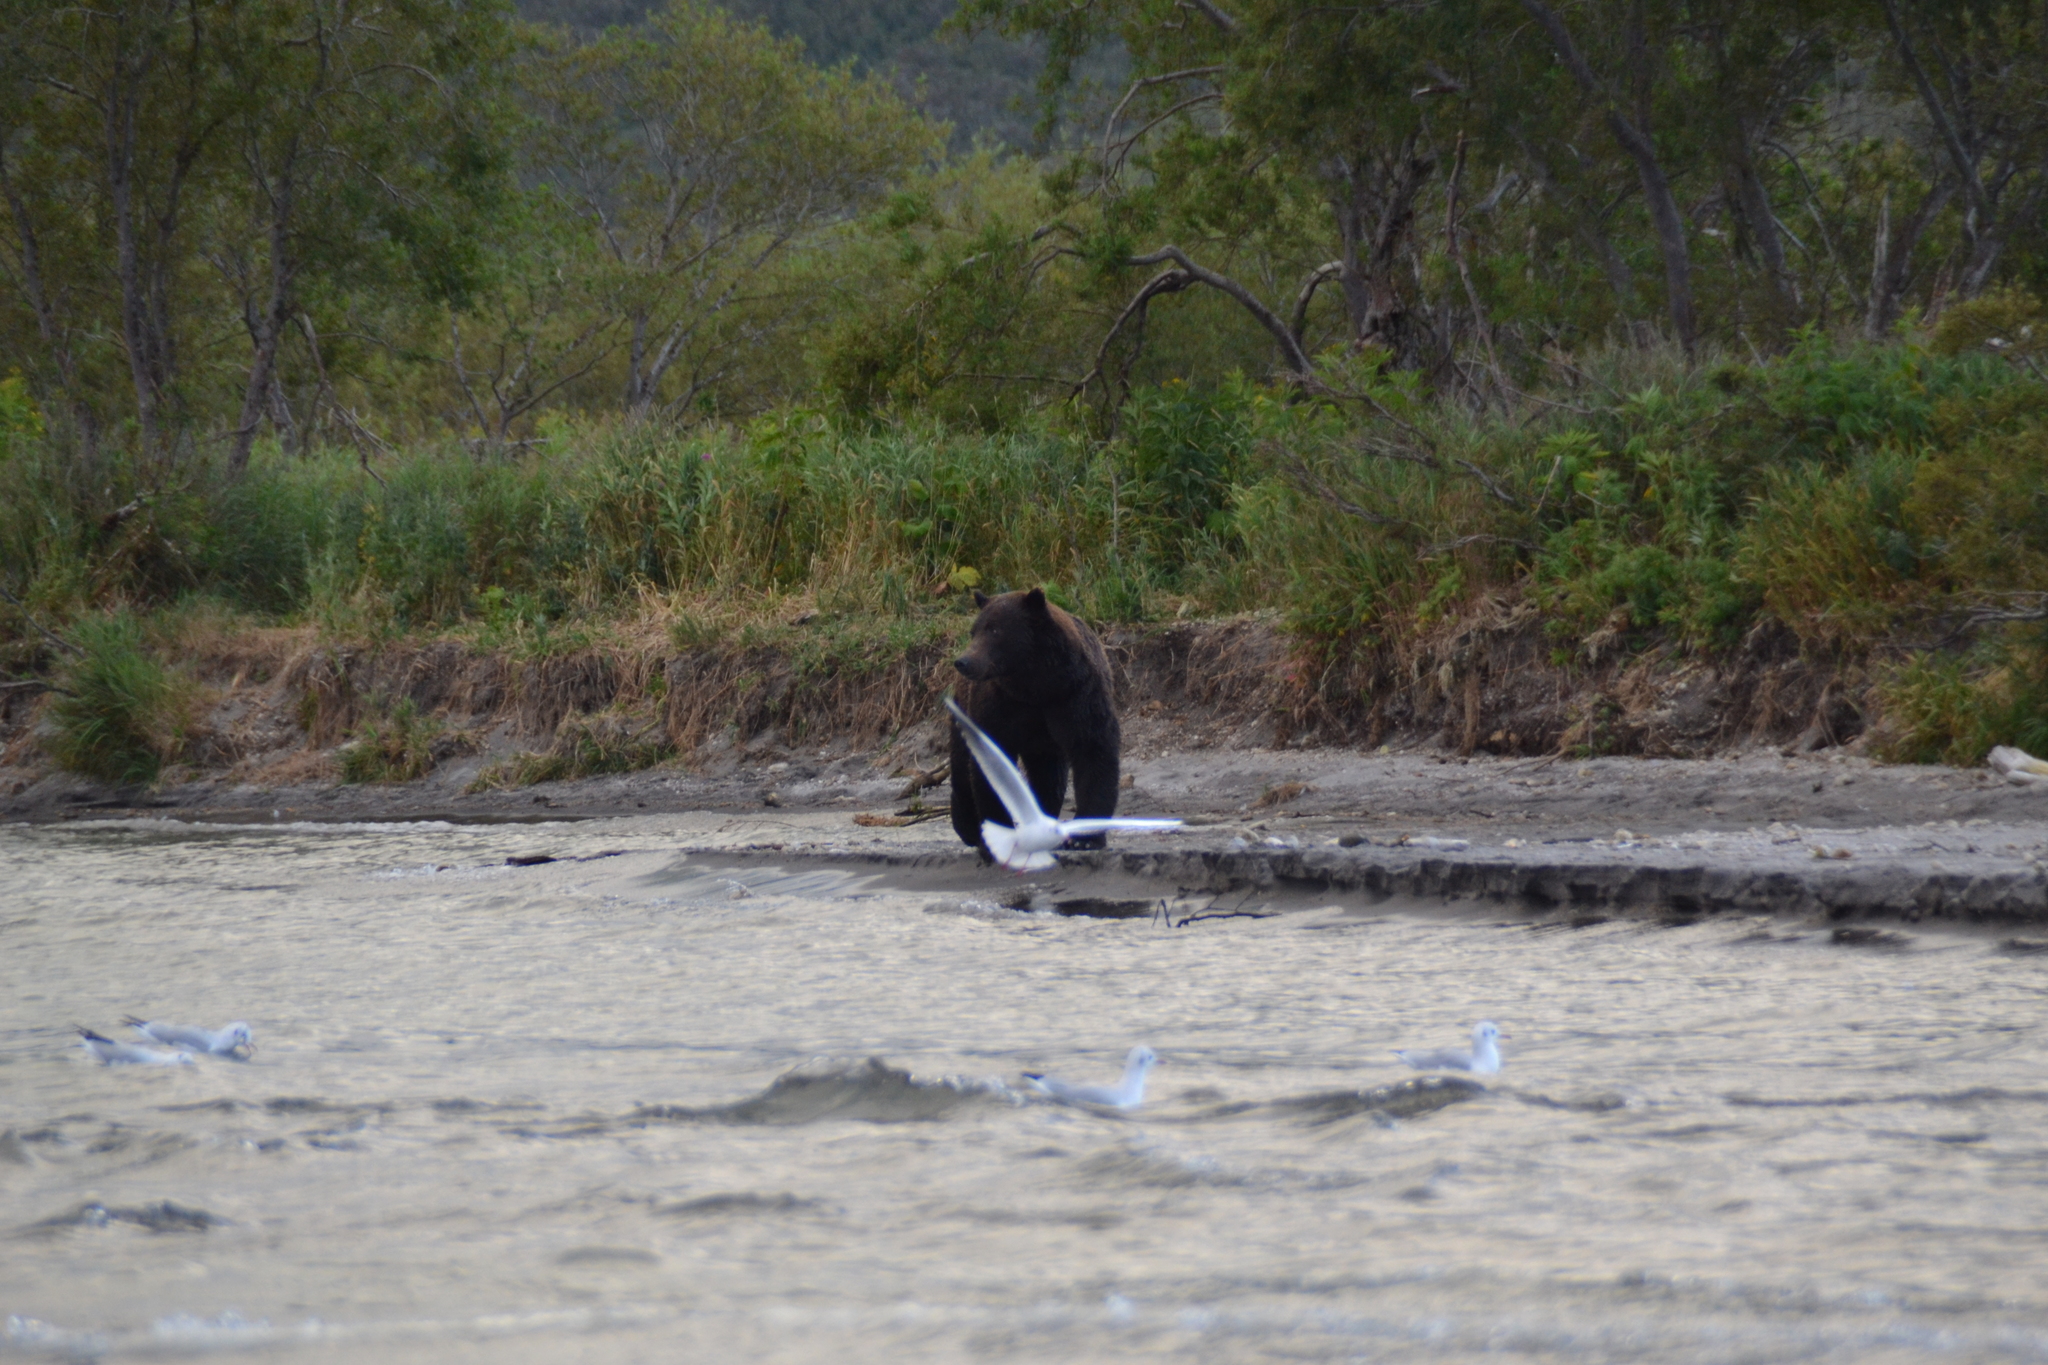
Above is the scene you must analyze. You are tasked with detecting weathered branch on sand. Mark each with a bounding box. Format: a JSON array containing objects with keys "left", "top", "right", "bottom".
[
  {"left": 1928, "top": 591, "right": 2048, "bottom": 648},
  {"left": 0, "top": 678, "right": 69, "bottom": 696}
]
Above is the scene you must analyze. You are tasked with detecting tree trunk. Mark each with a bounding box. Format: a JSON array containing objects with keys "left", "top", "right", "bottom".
[
  {"left": 1519, "top": 0, "right": 1697, "bottom": 354},
  {"left": 0, "top": 147, "right": 98, "bottom": 461},
  {"left": 1865, "top": 177, "right": 1955, "bottom": 338},
  {"left": 228, "top": 173, "right": 295, "bottom": 479},
  {"left": 1327, "top": 139, "right": 1433, "bottom": 365},
  {"left": 624, "top": 309, "right": 648, "bottom": 411},
  {"left": 106, "top": 47, "right": 164, "bottom": 459},
  {"left": 1730, "top": 139, "right": 1796, "bottom": 326}
]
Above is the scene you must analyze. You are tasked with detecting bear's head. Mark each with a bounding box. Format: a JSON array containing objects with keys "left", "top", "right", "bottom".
[{"left": 954, "top": 587, "right": 1066, "bottom": 688}]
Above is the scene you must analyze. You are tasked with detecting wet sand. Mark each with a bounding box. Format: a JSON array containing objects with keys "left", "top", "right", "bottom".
[{"left": 10, "top": 744, "right": 2045, "bottom": 925}]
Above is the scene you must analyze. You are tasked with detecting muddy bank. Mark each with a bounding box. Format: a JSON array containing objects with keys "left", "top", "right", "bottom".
[
  {"left": 676, "top": 817, "right": 2048, "bottom": 931},
  {"left": 8, "top": 613, "right": 2047, "bottom": 930},
  {"left": 1, "top": 612, "right": 1862, "bottom": 808},
  {"left": 615, "top": 798, "right": 2048, "bottom": 930},
  {"left": 9, "top": 737, "right": 2048, "bottom": 924}
]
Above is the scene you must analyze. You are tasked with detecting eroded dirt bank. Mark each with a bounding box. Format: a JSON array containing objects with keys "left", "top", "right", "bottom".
[
  {"left": 5, "top": 615, "right": 2045, "bottom": 923},
  {"left": 1, "top": 611, "right": 1861, "bottom": 807}
]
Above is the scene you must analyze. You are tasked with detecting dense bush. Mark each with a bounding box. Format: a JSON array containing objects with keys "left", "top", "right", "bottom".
[
  {"left": 44, "top": 615, "right": 191, "bottom": 786},
  {"left": 5, "top": 332, "right": 2048, "bottom": 767}
]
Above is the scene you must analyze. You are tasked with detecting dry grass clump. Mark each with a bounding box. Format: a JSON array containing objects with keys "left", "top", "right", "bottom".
[{"left": 467, "top": 711, "right": 671, "bottom": 791}]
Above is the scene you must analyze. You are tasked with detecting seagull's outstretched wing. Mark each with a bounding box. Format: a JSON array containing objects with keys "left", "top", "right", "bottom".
[
  {"left": 945, "top": 697, "right": 1046, "bottom": 826},
  {"left": 1061, "top": 818, "right": 1184, "bottom": 837}
]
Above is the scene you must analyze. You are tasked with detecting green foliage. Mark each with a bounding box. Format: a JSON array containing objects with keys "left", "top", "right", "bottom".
[
  {"left": 1931, "top": 287, "right": 2048, "bottom": 366},
  {"left": 6, "top": 328, "right": 2048, "bottom": 773},
  {"left": 45, "top": 615, "right": 190, "bottom": 786},
  {"left": 1116, "top": 378, "right": 1255, "bottom": 557},
  {"left": 1903, "top": 411, "right": 2048, "bottom": 592},
  {"left": 1874, "top": 641, "right": 2048, "bottom": 767},
  {"left": 338, "top": 699, "right": 447, "bottom": 785}
]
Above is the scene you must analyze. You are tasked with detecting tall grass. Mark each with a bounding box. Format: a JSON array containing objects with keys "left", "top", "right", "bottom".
[
  {"left": 4, "top": 334, "right": 2046, "bottom": 766},
  {"left": 44, "top": 614, "right": 191, "bottom": 785}
]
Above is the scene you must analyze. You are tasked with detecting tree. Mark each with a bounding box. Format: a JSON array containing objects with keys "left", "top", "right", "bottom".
[
  {"left": 521, "top": 1, "right": 939, "bottom": 419},
  {"left": 213, "top": 0, "right": 514, "bottom": 476},
  {"left": 6, "top": 0, "right": 249, "bottom": 464},
  {"left": 1878, "top": 0, "right": 2048, "bottom": 307}
]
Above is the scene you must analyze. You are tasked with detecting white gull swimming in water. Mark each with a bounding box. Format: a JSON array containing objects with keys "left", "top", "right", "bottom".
[
  {"left": 945, "top": 697, "right": 1182, "bottom": 872},
  {"left": 1023, "top": 1045, "right": 1158, "bottom": 1109},
  {"left": 77, "top": 1028, "right": 194, "bottom": 1066},
  {"left": 1393, "top": 1021, "right": 1503, "bottom": 1075},
  {"left": 123, "top": 1016, "right": 255, "bottom": 1057}
]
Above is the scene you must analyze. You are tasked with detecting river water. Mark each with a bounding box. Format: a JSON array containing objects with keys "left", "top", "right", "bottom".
[{"left": 3, "top": 815, "right": 2046, "bottom": 1363}]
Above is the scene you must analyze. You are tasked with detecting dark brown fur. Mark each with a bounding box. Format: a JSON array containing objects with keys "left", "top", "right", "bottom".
[{"left": 949, "top": 588, "right": 1121, "bottom": 853}]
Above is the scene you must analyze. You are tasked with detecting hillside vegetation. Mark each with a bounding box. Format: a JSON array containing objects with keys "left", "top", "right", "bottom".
[{"left": 2, "top": 0, "right": 2045, "bottom": 783}]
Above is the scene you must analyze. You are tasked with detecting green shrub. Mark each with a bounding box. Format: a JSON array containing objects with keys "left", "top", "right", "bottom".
[
  {"left": 1733, "top": 446, "right": 1927, "bottom": 647},
  {"left": 45, "top": 614, "right": 190, "bottom": 785},
  {"left": 338, "top": 699, "right": 445, "bottom": 784},
  {"left": 1874, "top": 642, "right": 2048, "bottom": 767}
]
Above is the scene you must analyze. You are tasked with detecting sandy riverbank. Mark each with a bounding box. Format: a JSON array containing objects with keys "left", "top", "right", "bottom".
[{"left": 9, "top": 741, "right": 2047, "bottom": 927}]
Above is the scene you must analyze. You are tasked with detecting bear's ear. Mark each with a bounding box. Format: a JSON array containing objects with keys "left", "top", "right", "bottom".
[
  {"left": 1023, "top": 587, "right": 1050, "bottom": 613},
  {"left": 973, "top": 589, "right": 989, "bottom": 608}
]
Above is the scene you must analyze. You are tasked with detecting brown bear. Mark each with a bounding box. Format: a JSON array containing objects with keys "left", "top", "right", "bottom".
[{"left": 949, "top": 587, "right": 1121, "bottom": 856}]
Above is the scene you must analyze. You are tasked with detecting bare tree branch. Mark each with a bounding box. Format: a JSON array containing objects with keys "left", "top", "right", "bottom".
[
  {"left": 1880, "top": 0, "right": 1989, "bottom": 221},
  {"left": 1127, "top": 245, "right": 1314, "bottom": 375},
  {"left": 1290, "top": 260, "right": 1343, "bottom": 345},
  {"left": 1181, "top": 0, "right": 1238, "bottom": 33},
  {"left": 1101, "top": 66, "right": 1224, "bottom": 184},
  {"left": 1071, "top": 266, "right": 1194, "bottom": 403},
  {"left": 1517, "top": 0, "right": 1697, "bottom": 353}
]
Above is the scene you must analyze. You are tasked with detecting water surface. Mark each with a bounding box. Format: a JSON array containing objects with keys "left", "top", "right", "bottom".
[{"left": 3, "top": 817, "right": 2046, "bottom": 1362}]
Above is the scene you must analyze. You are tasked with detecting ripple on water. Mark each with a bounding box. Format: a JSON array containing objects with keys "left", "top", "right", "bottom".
[{"left": 3, "top": 817, "right": 2048, "bottom": 1362}]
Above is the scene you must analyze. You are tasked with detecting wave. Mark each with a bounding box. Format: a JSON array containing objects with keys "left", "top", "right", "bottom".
[
  {"left": 26, "top": 1199, "right": 222, "bottom": 1234},
  {"left": 655, "top": 1191, "right": 821, "bottom": 1218},
  {"left": 1724, "top": 1086, "right": 2048, "bottom": 1110},
  {"left": 1267, "top": 1074, "right": 1489, "bottom": 1126},
  {"left": 1513, "top": 1089, "right": 1633, "bottom": 1113},
  {"left": 1075, "top": 1141, "right": 1243, "bottom": 1188},
  {"left": 633, "top": 1057, "right": 1014, "bottom": 1126}
]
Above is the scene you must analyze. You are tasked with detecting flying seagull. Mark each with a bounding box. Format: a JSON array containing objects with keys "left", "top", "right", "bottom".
[
  {"left": 1393, "top": 1020, "right": 1503, "bottom": 1075},
  {"left": 77, "top": 1028, "right": 194, "bottom": 1066},
  {"left": 1023, "top": 1045, "right": 1159, "bottom": 1109},
  {"left": 945, "top": 697, "right": 1182, "bottom": 872},
  {"left": 124, "top": 1016, "right": 255, "bottom": 1057}
]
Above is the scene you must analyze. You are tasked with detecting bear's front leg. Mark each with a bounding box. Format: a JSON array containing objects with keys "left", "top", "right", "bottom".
[
  {"left": 1055, "top": 713, "right": 1122, "bottom": 850},
  {"left": 947, "top": 720, "right": 984, "bottom": 850}
]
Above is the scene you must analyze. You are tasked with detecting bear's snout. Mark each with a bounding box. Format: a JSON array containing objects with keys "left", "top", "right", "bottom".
[{"left": 953, "top": 654, "right": 989, "bottom": 681}]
